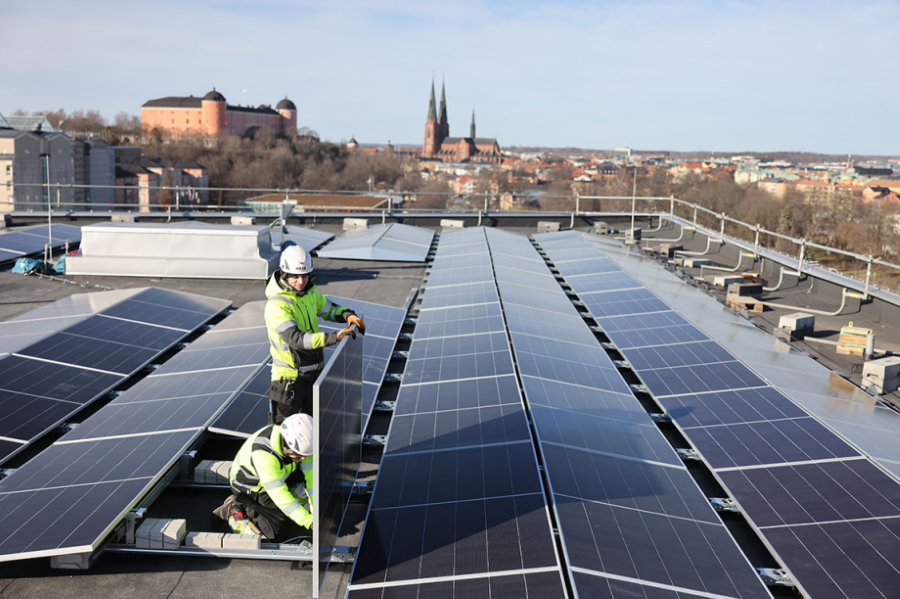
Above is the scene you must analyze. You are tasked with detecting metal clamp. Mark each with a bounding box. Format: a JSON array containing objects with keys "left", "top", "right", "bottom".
[
  {"left": 676, "top": 448, "right": 702, "bottom": 462},
  {"left": 383, "top": 373, "right": 403, "bottom": 384},
  {"left": 709, "top": 497, "right": 740, "bottom": 513},
  {"left": 612, "top": 360, "right": 631, "bottom": 369},
  {"left": 373, "top": 400, "right": 396, "bottom": 413},
  {"left": 125, "top": 508, "right": 147, "bottom": 544},
  {"left": 180, "top": 450, "right": 197, "bottom": 481},
  {"left": 363, "top": 435, "right": 386, "bottom": 448},
  {"left": 391, "top": 350, "right": 409, "bottom": 360},
  {"left": 757, "top": 568, "right": 796, "bottom": 588},
  {"left": 649, "top": 413, "right": 671, "bottom": 424},
  {"left": 629, "top": 383, "right": 649, "bottom": 394}
]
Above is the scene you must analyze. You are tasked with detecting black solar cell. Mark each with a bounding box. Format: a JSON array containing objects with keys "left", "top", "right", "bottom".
[{"left": 386, "top": 404, "right": 531, "bottom": 455}]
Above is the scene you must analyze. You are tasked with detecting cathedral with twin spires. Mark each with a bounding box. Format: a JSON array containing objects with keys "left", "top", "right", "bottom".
[{"left": 421, "top": 81, "right": 501, "bottom": 164}]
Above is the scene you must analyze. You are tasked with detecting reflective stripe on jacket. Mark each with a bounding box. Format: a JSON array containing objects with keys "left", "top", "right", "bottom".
[
  {"left": 264, "top": 271, "right": 347, "bottom": 381},
  {"left": 229, "top": 424, "right": 314, "bottom": 527}
]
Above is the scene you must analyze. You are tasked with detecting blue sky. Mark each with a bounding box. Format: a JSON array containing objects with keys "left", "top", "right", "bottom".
[{"left": 4, "top": 1, "right": 898, "bottom": 154}]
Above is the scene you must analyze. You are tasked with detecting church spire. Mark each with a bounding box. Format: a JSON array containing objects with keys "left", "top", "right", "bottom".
[
  {"left": 439, "top": 79, "right": 448, "bottom": 124},
  {"left": 427, "top": 80, "right": 437, "bottom": 121},
  {"left": 470, "top": 108, "right": 476, "bottom": 139}
]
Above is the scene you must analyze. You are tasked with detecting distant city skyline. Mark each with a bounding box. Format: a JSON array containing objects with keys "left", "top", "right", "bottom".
[{"left": 3, "top": 0, "right": 898, "bottom": 155}]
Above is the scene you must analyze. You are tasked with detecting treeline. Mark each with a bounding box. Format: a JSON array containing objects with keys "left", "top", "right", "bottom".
[
  {"left": 143, "top": 130, "right": 427, "bottom": 203},
  {"left": 12, "top": 108, "right": 141, "bottom": 139},
  {"left": 540, "top": 171, "right": 900, "bottom": 274}
]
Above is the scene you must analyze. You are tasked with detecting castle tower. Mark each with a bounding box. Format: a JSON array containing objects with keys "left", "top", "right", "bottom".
[
  {"left": 276, "top": 97, "right": 297, "bottom": 135},
  {"left": 423, "top": 81, "right": 439, "bottom": 158},
  {"left": 470, "top": 109, "right": 476, "bottom": 139},
  {"left": 438, "top": 81, "right": 449, "bottom": 143},
  {"left": 201, "top": 88, "right": 227, "bottom": 136}
]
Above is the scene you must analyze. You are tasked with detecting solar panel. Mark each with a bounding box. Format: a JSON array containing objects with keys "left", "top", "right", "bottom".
[
  {"left": 497, "top": 230, "right": 771, "bottom": 599},
  {"left": 417, "top": 281, "right": 499, "bottom": 311},
  {"left": 317, "top": 223, "right": 434, "bottom": 262},
  {"left": 208, "top": 363, "right": 271, "bottom": 437},
  {"left": 348, "top": 571, "right": 567, "bottom": 599},
  {"left": 349, "top": 229, "right": 567, "bottom": 596},
  {"left": 281, "top": 225, "right": 333, "bottom": 252},
  {"left": 538, "top": 230, "right": 900, "bottom": 599},
  {"left": 0, "top": 223, "right": 81, "bottom": 261}
]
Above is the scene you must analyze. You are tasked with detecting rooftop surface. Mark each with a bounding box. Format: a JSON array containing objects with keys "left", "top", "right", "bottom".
[{"left": 1, "top": 216, "right": 899, "bottom": 599}]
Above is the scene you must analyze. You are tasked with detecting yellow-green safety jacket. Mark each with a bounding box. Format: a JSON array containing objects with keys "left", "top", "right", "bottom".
[
  {"left": 264, "top": 271, "right": 351, "bottom": 381},
  {"left": 229, "top": 424, "right": 315, "bottom": 528}
]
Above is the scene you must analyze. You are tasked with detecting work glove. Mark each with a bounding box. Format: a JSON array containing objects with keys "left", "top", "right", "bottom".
[
  {"left": 297, "top": 511, "right": 314, "bottom": 529},
  {"left": 336, "top": 327, "right": 356, "bottom": 341},
  {"left": 346, "top": 314, "right": 365, "bottom": 335},
  {"left": 323, "top": 332, "right": 339, "bottom": 346}
]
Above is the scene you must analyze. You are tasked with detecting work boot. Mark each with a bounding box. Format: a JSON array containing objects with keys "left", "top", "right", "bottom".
[{"left": 210, "top": 495, "right": 236, "bottom": 531}]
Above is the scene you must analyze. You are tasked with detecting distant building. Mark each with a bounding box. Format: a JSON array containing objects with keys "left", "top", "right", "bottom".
[
  {"left": 346, "top": 136, "right": 359, "bottom": 150},
  {"left": 0, "top": 112, "right": 58, "bottom": 134},
  {"left": 141, "top": 89, "right": 297, "bottom": 139},
  {"left": 421, "top": 81, "right": 501, "bottom": 164},
  {"left": 613, "top": 147, "right": 632, "bottom": 162}
]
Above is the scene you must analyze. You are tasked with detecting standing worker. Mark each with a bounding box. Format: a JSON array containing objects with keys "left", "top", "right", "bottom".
[
  {"left": 218, "top": 414, "right": 316, "bottom": 541},
  {"left": 265, "top": 245, "right": 364, "bottom": 423}
]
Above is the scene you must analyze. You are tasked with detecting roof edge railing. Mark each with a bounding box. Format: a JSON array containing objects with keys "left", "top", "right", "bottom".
[{"left": 5, "top": 183, "right": 899, "bottom": 293}]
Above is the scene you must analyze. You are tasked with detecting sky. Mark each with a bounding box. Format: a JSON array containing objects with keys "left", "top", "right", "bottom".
[{"left": 3, "top": 0, "right": 898, "bottom": 155}]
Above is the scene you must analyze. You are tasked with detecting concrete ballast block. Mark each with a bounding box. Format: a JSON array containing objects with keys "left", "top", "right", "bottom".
[
  {"left": 681, "top": 258, "right": 711, "bottom": 268},
  {"left": 708, "top": 274, "right": 744, "bottom": 287},
  {"left": 779, "top": 312, "right": 815, "bottom": 333},
  {"left": 659, "top": 243, "right": 683, "bottom": 257},
  {"left": 135, "top": 518, "right": 168, "bottom": 549},
  {"left": 231, "top": 216, "right": 257, "bottom": 226},
  {"left": 863, "top": 357, "right": 900, "bottom": 382},
  {"left": 537, "top": 221, "right": 560, "bottom": 233},
  {"left": 184, "top": 532, "right": 225, "bottom": 549},
  {"left": 343, "top": 217, "right": 368, "bottom": 230},
  {"left": 440, "top": 219, "right": 465, "bottom": 229},
  {"left": 222, "top": 534, "right": 261, "bottom": 550},
  {"left": 727, "top": 282, "right": 763, "bottom": 298},
  {"left": 162, "top": 520, "right": 187, "bottom": 549}
]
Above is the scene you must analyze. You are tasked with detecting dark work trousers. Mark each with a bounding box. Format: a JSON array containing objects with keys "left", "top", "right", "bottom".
[
  {"left": 231, "top": 487, "right": 310, "bottom": 543},
  {"left": 269, "top": 375, "right": 317, "bottom": 425}
]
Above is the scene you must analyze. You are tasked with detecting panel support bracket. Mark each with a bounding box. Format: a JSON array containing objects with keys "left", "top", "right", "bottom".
[
  {"left": 351, "top": 481, "right": 374, "bottom": 499},
  {"left": 649, "top": 413, "right": 671, "bottom": 424},
  {"left": 391, "top": 350, "right": 409, "bottom": 360},
  {"left": 398, "top": 332, "right": 413, "bottom": 342},
  {"left": 383, "top": 373, "right": 403, "bottom": 384},
  {"left": 125, "top": 508, "right": 147, "bottom": 544},
  {"left": 629, "top": 383, "right": 649, "bottom": 394},
  {"left": 676, "top": 448, "right": 702, "bottom": 462},
  {"left": 373, "top": 400, "right": 396, "bottom": 413},
  {"left": 757, "top": 568, "right": 796, "bottom": 588},
  {"left": 362, "top": 435, "right": 386, "bottom": 448},
  {"left": 0, "top": 468, "right": 16, "bottom": 481},
  {"left": 180, "top": 450, "right": 197, "bottom": 481},
  {"left": 709, "top": 497, "right": 740, "bottom": 513},
  {"left": 613, "top": 360, "right": 631, "bottom": 370}
]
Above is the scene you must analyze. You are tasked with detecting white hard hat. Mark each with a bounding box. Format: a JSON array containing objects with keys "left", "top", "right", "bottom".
[
  {"left": 281, "top": 413, "right": 314, "bottom": 456},
  {"left": 280, "top": 245, "right": 313, "bottom": 276}
]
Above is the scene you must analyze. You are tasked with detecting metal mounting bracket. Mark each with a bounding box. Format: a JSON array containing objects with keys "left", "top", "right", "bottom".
[
  {"left": 383, "top": 373, "right": 403, "bottom": 384},
  {"left": 571, "top": 299, "right": 585, "bottom": 307},
  {"left": 404, "top": 317, "right": 417, "bottom": 325},
  {"left": 392, "top": 350, "right": 409, "bottom": 360},
  {"left": 579, "top": 312, "right": 592, "bottom": 320},
  {"left": 125, "top": 508, "right": 147, "bottom": 544},
  {"left": 180, "top": 450, "right": 197, "bottom": 481},
  {"left": 676, "top": 448, "right": 702, "bottom": 462},
  {"left": 351, "top": 481, "right": 374, "bottom": 498},
  {"left": 709, "top": 497, "right": 740, "bottom": 513},
  {"left": 613, "top": 360, "right": 631, "bottom": 369},
  {"left": 757, "top": 568, "right": 796, "bottom": 588},
  {"left": 649, "top": 413, "right": 671, "bottom": 424},
  {"left": 629, "top": 383, "right": 649, "bottom": 394},
  {"left": 373, "top": 400, "right": 396, "bottom": 412},
  {"left": 398, "top": 332, "right": 413, "bottom": 342},
  {"left": 0, "top": 468, "right": 17, "bottom": 481},
  {"left": 55, "top": 422, "right": 78, "bottom": 435},
  {"left": 363, "top": 435, "right": 386, "bottom": 448},
  {"left": 600, "top": 341, "right": 615, "bottom": 349}
]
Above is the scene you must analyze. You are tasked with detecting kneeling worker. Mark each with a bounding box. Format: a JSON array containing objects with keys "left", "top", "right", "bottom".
[
  {"left": 266, "top": 245, "right": 364, "bottom": 423},
  {"left": 225, "top": 414, "right": 315, "bottom": 541}
]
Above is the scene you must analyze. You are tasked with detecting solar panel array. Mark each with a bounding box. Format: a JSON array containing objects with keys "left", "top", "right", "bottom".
[
  {"left": 317, "top": 223, "right": 435, "bottom": 263},
  {"left": 0, "top": 291, "right": 245, "bottom": 563},
  {"left": 210, "top": 296, "right": 406, "bottom": 437},
  {"left": 536, "top": 230, "right": 900, "bottom": 599},
  {"left": 0, "top": 288, "right": 229, "bottom": 465},
  {"left": 281, "top": 225, "right": 334, "bottom": 252},
  {"left": 348, "top": 227, "right": 568, "bottom": 598},
  {"left": 0, "top": 224, "right": 81, "bottom": 265},
  {"left": 489, "top": 228, "right": 771, "bottom": 599}
]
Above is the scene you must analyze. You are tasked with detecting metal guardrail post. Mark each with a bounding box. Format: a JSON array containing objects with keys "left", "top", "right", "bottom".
[
  {"left": 669, "top": 195, "right": 674, "bottom": 217},
  {"left": 720, "top": 213, "right": 726, "bottom": 238},
  {"left": 754, "top": 224, "right": 761, "bottom": 256},
  {"left": 693, "top": 204, "right": 698, "bottom": 224},
  {"left": 865, "top": 256, "right": 873, "bottom": 297},
  {"left": 483, "top": 192, "right": 488, "bottom": 212},
  {"left": 798, "top": 239, "right": 806, "bottom": 274}
]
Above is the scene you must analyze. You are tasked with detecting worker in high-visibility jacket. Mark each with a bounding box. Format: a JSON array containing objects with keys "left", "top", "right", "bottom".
[
  {"left": 265, "top": 245, "right": 364, "bottom": 423},
  {"left": 224, "top": 414, "right": 316, "bottom": 541}
]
